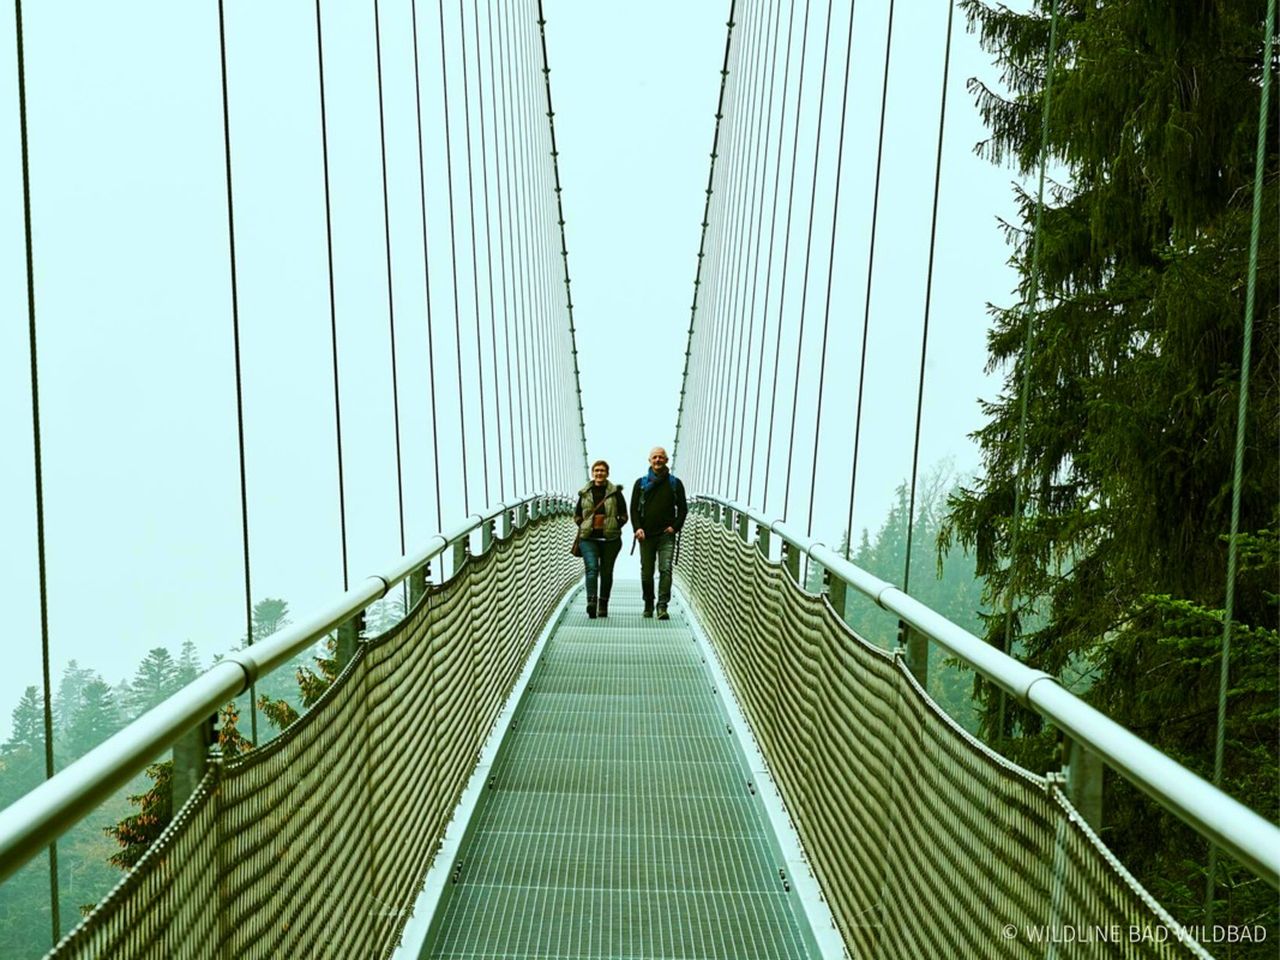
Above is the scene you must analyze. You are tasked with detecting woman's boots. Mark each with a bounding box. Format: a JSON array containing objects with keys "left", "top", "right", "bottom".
[
  {"left": 586, "top": 597, "right": 597, "bottom": 619},
  {"left": 597, "top": 596, "right": 609, "bottom": 618}
]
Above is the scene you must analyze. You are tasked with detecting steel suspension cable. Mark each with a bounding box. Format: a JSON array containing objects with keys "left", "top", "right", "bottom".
[
  {"left": 539, "top": 23, "right": 570, "bottom": 489},
  {"left": 701, "top": 16, "right": 755, "bottom": 491},
  {"left": 537, "top": 7, "right": 587, "bottom": 478},
  {"left": 691, "top": 32, "right": 746, "bottom": 491},
  {"left": 481, "top": 0, "right": 509, "bottom": 496},
  {"left": 507, "top": 2, "right": 539, "bottom": 489},
  {"left": 13, "top": 0, "right": 60, "bottom": 942},
  {"left": 761, "top": 0, "right": 816, "bottom": 514},
  {"left": 436, "top": 0, "right": 472, "bottom": 515},
  {"left": 1206, "top": 0, "right": 1276, "bottom": 921},
  {"left": 532, "top": 32, "right": 561, "bottom": 487},
  {"left": 528, "top": 50, "right": 555, "bottom": 488},
  {"left": 456, "top": 0, "right": 491, "bottom": 505},
  {"left": 693, "top": 179, "right": 737, "bottom": 489},
  {"left": 690, "top": 23, "right": 741, "bottom": 489},
  {"left": 485, "top": 0, "right": 517, "bottom": 496},
  {"left": 735, "top": 0, "right": 786, "bottom": 502},
  {"left": 673, "top": 4, "right": 738, "bottom": 468},
  {"left": 515, "top": 11, "right": 549, "bottom": 489},
  {"left": 313, "top": 0, "right": 351, "bottom": 590},
  {"left": 693, "top": 36, "right": 750, "bottom": 491},
  {"left": 780, "top": 0, "right": 837, "bottom": 522},
  {"left": 409, "top": 0, "right": 444, "bottom": 531},
  {"left": 999, "top": 0, "right": 1061, "bottom": 738},
  {"left": 718, "top": 0, "right": 775, "bottom": 496},
  {"left": 471, "top": 0, "right": 504, "bottom": 500},
  {"left": 747, "top": 0, "right": 801, "bottom": 506},
  {"left": 684, "top": 135, "right": 732, "bottom": 488},
  {"left": 542, "top": 51, "right": 570, "bottom": 489},
  {"left": 707, "top": 0, "right": 764, "bottom": 494},
  {"left": 804, "top": 0, "right": 859, "bottom": 546},
  {"left": 216, "top": 0, "right": 259, "bottom": 746},
  {"left": 496, "top": 2, "right": 530, "bottom": 494},
  {"left": 683, "top": 161, "right": 731, "bottom": 489},
  {"left": 843, "top": 0, "right": 896, "bottom": 560},
  {"left": 371, "top": 0, "right": 408, "bottom": 558},
  {"left": 902, "top": 0, "right": 956, "bottom": 594}
]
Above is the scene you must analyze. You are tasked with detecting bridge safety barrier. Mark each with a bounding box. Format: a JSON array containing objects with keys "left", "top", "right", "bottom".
[
  {"left": 677, "top": 502, "right": 1227, "bottom": 960},
  {"left": 6, "top": 498, "right": 577, "bottom": 960}
]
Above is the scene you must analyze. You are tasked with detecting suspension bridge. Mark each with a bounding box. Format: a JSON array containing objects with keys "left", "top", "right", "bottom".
[{"left": 1, "top": 1, "right": 1276, "bottom": 958}]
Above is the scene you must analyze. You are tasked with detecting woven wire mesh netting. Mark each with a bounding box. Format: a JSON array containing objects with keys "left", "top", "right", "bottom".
[
  {"left": 676, "top": 507, "right": 1213, "bottom": 960},
  {"left": 45, "top": 511, "right": 578, "bottom": 960}
]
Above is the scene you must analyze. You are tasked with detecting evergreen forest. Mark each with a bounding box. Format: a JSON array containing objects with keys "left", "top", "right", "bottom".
[
  {"left": 0, "top": 595, "right": 402, "bottom": 957},
  {"left": 940, "top": 0, "right": 1278, "bottom": 949}
]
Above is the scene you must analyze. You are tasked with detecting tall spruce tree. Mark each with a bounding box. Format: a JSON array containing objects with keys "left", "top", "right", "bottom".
[
  {"left": 0, "top": 687, "right": 46, "bottom": 808},
  {"left": 52, "top": 660, "right": 94, "bottom": 738},
  {"left": 126, "top": 647, "right": 180, "bottom": 717},
  {"left": 175, "top": 640, "right": 202, "bottom": 687},
  {"left": 250, "top": 598, "right": 290, "bottom": 641},
  {"left": 64, "top": 679, "right": 123, "bottom": 760},
  {"left": 944, "top": 0, "right": 1278, "bottom": 936}
]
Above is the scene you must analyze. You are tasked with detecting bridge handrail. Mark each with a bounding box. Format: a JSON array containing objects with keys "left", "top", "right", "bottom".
[
  {"left": 695, "top": 494, "right": 1280, "bottom": 888},
  {"left": 0, "top": 491, "right": 570, "bottom": 885}
]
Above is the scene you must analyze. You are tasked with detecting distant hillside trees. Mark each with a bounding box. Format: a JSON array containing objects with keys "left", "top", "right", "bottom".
[
  {"left": 810, "top": 464, "right": 986, "bottom": 734},
  {"left": 0, "top": 592, "right": 366, "bottom": 957}
]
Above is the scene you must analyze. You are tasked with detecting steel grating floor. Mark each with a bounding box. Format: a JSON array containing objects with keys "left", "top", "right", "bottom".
[{"left": 420, "top": 581, "right": 817, "bottom": 959}]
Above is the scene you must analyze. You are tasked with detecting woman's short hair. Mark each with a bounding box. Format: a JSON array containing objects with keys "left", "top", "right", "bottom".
[{"left": 590, "top": 459, "right": 609, "bottom": 473}]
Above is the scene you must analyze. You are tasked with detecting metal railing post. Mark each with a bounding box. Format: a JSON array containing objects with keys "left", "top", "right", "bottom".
[
  {"left": 172, "top": 713, "right": 215, "bottom": 810},
  {"left": 1065, "top": 737, "right": 1104, "bottom": 832},
  {"left": 756, "top": 523, "right": 770, "bottom": 559},
  {"left": 516, "top": 502, "right": 528, "bottom": 528},
  {"left": 453, "top": 538, "right": 469, "bottom": 576},
  {"left": 736, "top": 510, "right": 748, "bottom": 542},
  {"left": 481, "top": 518, "right": 494, "bottom": 554},
  {"left": 826, "top": 570, "right": 848, "bottom": 621},
  {"left": 782, "top": 541, "right": 801, "bottom": 584},
  {"left": 408, "top": 562, "right": 429, "bottom": 610},
  {"left": 897, "top": 619, "right": 928, "bottom": 688},
  {"left": 336, "top": 611, "right": 365, "bottom": 668}
]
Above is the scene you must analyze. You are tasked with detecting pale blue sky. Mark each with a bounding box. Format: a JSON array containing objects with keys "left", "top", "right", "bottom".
[{"left": 0, "top": 0, "right": 1018, "bottom": 739}]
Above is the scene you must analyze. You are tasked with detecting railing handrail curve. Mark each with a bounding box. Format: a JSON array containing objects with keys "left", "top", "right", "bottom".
[
  {"left": 0, "top": 491, "right": 570, "bottom": 885},
  {"left": 694, "top": 493, "right": 1280, "bottom": 888}
]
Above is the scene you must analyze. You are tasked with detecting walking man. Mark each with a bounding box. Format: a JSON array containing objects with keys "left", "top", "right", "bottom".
[{"left": 631, "top": 446, "right": 688, "bottom": 620}]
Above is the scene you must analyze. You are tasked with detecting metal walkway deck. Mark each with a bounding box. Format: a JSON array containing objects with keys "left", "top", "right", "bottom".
[{"left": 419, "top": 581, "right": 818, "bottom": 959}]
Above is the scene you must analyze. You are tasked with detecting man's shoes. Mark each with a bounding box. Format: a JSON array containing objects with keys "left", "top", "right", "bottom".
[
  {"left": 586, "top": 598, "right": 597, "bottom": 619},
  {"left": 656, "top": 605, "right": 670, "bottom": 621},
  {"left": 643, "top": 603, "right": 654, "bottom": 619},
  {"left": 598, "top": 598, "right": 609, "bottom": 618}
]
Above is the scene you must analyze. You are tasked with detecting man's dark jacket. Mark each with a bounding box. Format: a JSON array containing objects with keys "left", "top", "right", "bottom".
[{"left": 630, "top": 472, "right": 688, "bottom": 538}]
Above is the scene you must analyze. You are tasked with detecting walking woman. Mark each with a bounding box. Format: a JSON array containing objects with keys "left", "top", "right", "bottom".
[{"left": 574, "top": 459, "right": 628, "bottom": 618}]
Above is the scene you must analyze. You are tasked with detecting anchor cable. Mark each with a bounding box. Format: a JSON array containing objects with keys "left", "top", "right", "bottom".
[
  {"left": 844, "top": 0, "right": 897, "bottom": 559},
  {"left": 313, "top": 0, "right": 351, "bottom": 590},
  {"left": 14, "top": 0, "right": 61, "bottom": 941},
  {"left": 1205, "top": 0, "right": 1276, "bottom": 921},
  {"left": 409, "top": 0, "right": 444, "bottom": 531},
  {"left": 902, "top": 0, "right": 956, "bottom": 595},
  {"left": 372, "top": 0, "right": 408, "bottom": 556},
  {"left": 217, "top": 0, "right": 259, "bottom": 744}
]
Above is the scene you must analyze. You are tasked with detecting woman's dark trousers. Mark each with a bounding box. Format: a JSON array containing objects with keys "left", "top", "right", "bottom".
[{"left": 579, "top": 538, "right": 622, "bottom": 602}]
